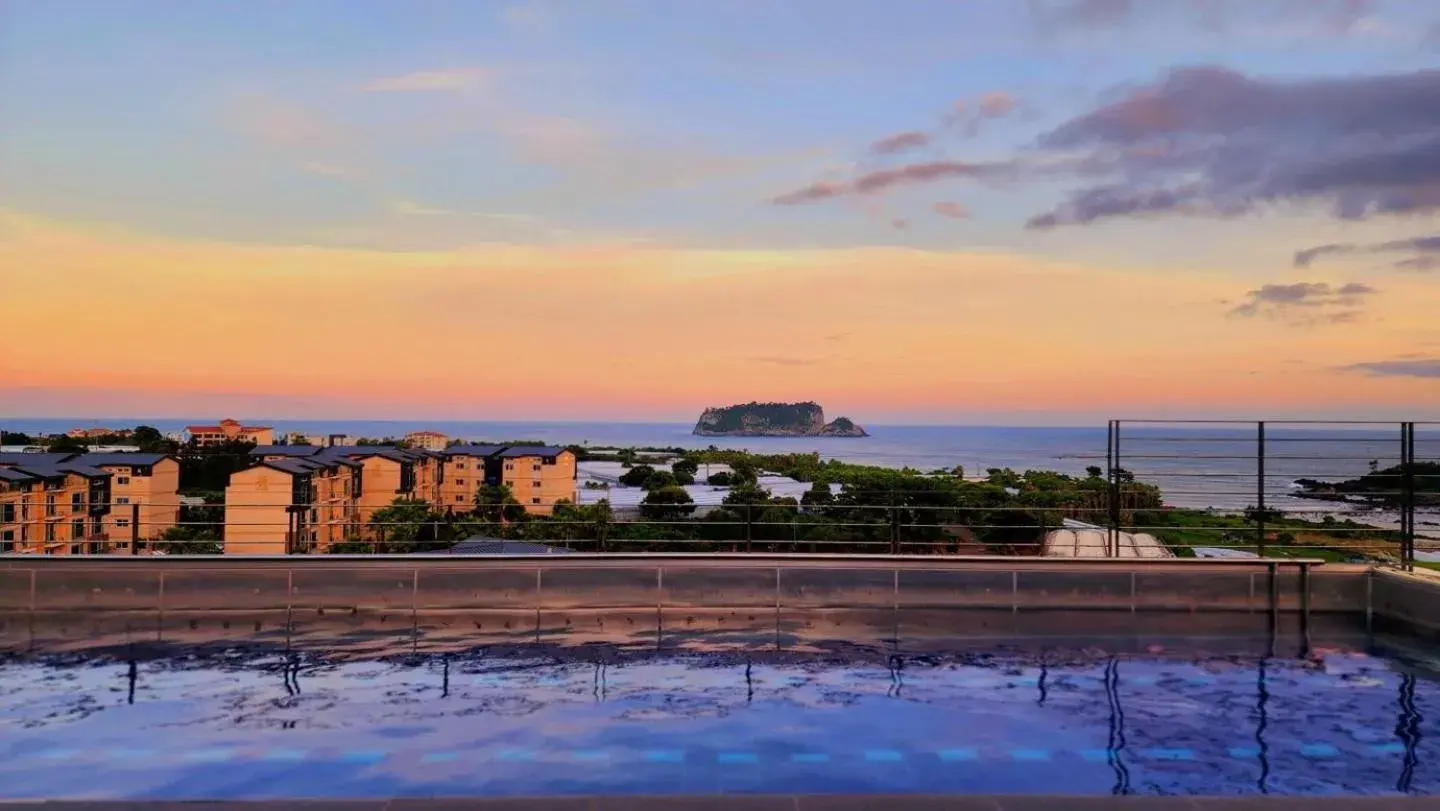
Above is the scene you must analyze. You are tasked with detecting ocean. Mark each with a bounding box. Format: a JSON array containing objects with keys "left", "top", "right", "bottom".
[{"left": 4, "top": 418, "right": 1437, "bottom": 522}]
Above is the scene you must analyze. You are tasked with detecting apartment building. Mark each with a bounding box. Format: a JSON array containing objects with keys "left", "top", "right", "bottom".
[
  {"left": 0, "top": 454, "right": 113, "bottom": 554},
  {"left": 83, "top": 453, "right": 181, "bottom": 541},
  {"left": 497, "top": 446, "right": 577, "bottom": 515},
  {"left": 405, "top": 431, "right": 449, "bottom": 451},
  {"left": 185, "top": 418, "right": 275, "bottom": 446},
  {"left": 220, "top": 443, "right": 576, "bottom": 553},
  {"left": 224, "top": 454, "right": 362, "bottom": 554}
]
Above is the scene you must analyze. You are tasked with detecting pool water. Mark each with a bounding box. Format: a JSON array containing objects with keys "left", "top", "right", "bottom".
[{"left": 0, "top": 648, "right": 1432, "bottom": 799}]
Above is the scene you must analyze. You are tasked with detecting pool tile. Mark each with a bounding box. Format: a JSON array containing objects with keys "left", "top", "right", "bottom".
[
  {"left": 718, "top": 751, "right": 759, "bottom": 764},
  {"left": 791, "top": 752, "right": 830, "bottom": 763},
  {"left": 572, "top": 749, "right": 609, "bottom": 762},
  {"left": 1080, "top": 748, "right": 1114, "bottom": 762},
  {"left": 107, "top": 747, "right": 156, "bottom": 759},
  {"left": 1010, "top": 748, "right": 1051, "bottom": 762},
  {"left": 1302, "top": 743, "right": 1340, "bottom": 758},
  {"left": 420, "top": 751, "right": 459, "bottom": 764},
  {"left": 1228, "top": 746, "right": 1260, "bottom": 758},
  {"left": 1140, "top": 747, "right": 1195, "bottom": 761},
  {"left": 339, "top": 750, "right": 387, "bottom": 764},
  {"left": 496, "top": 749, "right": 537, "bottom": 762},
  {"left": 865, "top": 749, "right": 904, "bottom": 762},
  {"left": 645, "top": 750, "right": 685, "bottom": 763},
  {"left": 1371, "top": 742, "right": 1408, "bottom": 754},
  {"left": 35, "top": 748, "right": 81, "bottom": 760},
  {"left": 937, "top": 748, "right": 978, "bottom": 761},
  {"left": 260, "top": 748, "right": 308, "bottom": 762}
]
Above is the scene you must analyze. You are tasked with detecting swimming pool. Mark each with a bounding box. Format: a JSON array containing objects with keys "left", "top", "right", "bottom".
[{"left": 0, "top": 646, "right": 1432, "bottom": 800}]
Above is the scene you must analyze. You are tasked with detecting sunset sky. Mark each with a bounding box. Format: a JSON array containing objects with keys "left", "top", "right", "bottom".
[{"left": 2, "top": 0, "right": 1439, "bottom": 424}]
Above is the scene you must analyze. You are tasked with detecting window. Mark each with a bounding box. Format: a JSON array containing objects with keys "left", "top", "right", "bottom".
[
  {"left": 116, "top": 518, "right": 130, "bottom": 528},
  {"left": 116, "top": 476, "right": 130, "bottom": 485},
  {"left": 0, "top": 529, "right": 13, "bottom": 551},
  {"left": 455, "top": 495, "right": 464, "bottom": 503},
  {"left": 1, "top": 503, "right": 13, "bottom": 523},
  {"left": 71, "top": 520, "right": 84, "bottom": 539},
  {"left": 71, "top": 492, "right": 84, "bottom": 512},
  {"left": 531, "top": 497, "right": 541, "bottom": 505},
  {"left": 46, "top": 494, "right": 56, "bottom": 516},
  {"left": 504, "top": 463, "right": 514, "bottom": 472},
  {"left": 532, "top": 480, "right": 542, "bottom": 488},
  {"left": 116, "top": 496, "right": 130, "bottom": 505},
  {"left": 45, "top": 523, "right": 55, "bottom": 542},
  {"left": 455, "top": 478, "right": 465, "bottom": 485},
  {"left": 533, "top": 464, "right": 541, "bottom": 472},
  {"left": 456, "top": 462, "right": 466, "bottom": 470},
  {"left": 91, "top": 518, "right": 102, "bottom": 536}
]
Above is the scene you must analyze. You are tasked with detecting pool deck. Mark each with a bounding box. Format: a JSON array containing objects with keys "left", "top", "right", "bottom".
[{"left": 2, "top": 795, "right": 1437, "bottom": 809}]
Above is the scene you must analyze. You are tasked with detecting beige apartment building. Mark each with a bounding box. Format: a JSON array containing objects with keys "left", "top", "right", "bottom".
[
  {"left": 0, "top": 454, "right": 113, "bottom": 554},
  {"left": 221, "top": 443, "right": 577, "bottom": 553},
  {"left": 83, "top": 453, "right": 181, "bottom": 541},
  {"left": 186, "top": 418, "right": 275, "bottom": 446},
  {"left": 405, "top": 431, "right": 449, "bottom": 451}
]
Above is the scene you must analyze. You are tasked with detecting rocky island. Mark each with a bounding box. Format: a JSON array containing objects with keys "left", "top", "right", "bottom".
[{"left": 692, "top": 401, "right": 869, "bottom": 437}]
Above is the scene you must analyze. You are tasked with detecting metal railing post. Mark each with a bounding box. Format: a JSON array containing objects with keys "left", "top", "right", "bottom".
[
  {"left": 1401, "top": 422, "right": 1416, "bottom": 571},
  {"left": 1107, "top": 420, "right": 1121, "bottom": 557},
  {"left": 130, "top": 502, "right": 140, "bottom": 555},
  {"left": 889, "top": 502, "right": 900, "bottom": 555},
  {"left": 744, "top": 503, "right": 753, "bottom": 554},
  {"left": 1256, "top": 421, "right": 1266, "bottom": 560}
]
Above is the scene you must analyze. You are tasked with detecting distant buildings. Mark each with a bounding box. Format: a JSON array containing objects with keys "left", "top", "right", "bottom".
[
  {"left": 405, "top": 430, "right": 449, "bottom": 451},
  {"left": 185, "top": 418, "right": 275, "bottom": 446},
  {"left": 67, "top": 426, "right": 132, "bottom": 439},
  {"left": 0, "top": 451, "right": 181, "bottom": 554},
  {"left": 222, "top": 443, "right": 576, "bottom": 554}
]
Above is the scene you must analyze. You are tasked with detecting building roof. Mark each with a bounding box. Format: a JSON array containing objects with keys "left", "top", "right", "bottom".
[
  {"left": 496, "top": 445, "right": 569, "bottom": 458},
  {"left": 322, "top": 445, "right": 416, "bottom": 463},
  {"left": 0, "top": 468, "right": 36, "bottom": 483},
  {"left": 444, "top": 538, "right": 572, "bottom": 555},
  {"left": 442, "top": 444, "right": 506, "bottom": 458},
  {"left": 187, "top": 423, "right": 272, "bottom": 432},
  {"left": 250, "top": 445, "right": 323, "bottom": 458},
  {"left": 407, "top": 431, "right": 447, "bottom": 437},
  {"left": 58, "top": 463, "right": 113, "bottom": 478},
  {"left": 82, "top": 452, "right": 173, "bottom": 467},
  {"left": 0, "top": 452, "right": 72, "bottom": 466},
  {"left": 260, "top": 459, "right": 319, "bottom": 476}
]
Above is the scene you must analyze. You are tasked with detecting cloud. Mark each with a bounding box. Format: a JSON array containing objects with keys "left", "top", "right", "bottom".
[
  {"left": 932, "top": 201, "right": 971, "bottom": 219},
  {"left": 298, "top": 161, "right": 352, "bottom": 178},
  {"left": 1229, "top": 281, "right": 1377, "bottom": 324},
  {"left": 1293, "top": 235, "right": 1440, "bottom": 270},
  {"left": 1028, "top": 0, "right": 1380, "bottom": 36},
  {"left": 1024, "top": 66, "right": 1440, "bottom": 228},
  {"left": 751, "top": 356, "right": 819, "bottom": 367},
  {"left": 387, "top": 198, "right": 538, "bottom": 223},
  {"left": 772, "top": 160, "right": 1011, "bottom": 205},
  {"left": 946, "top": 90, "right": 1021, "bottom": 136},
  {"left": 362, "top": 68, "right": 491, "bottom": 93},
  {"left": 870, "top": 131, "right": 930, "bottom": 155},
  {"left": 1343, "top": 358, "right": 1440, "bottom": 378},
  {"left": 1028, "top": 0, "right": 1134, "bottom": 29},
  {"left": 978, "top": 91, "right": 1018, "bottom": 118},
  {"left": 500, "top": 1, "right": 552, "bottom": 27}
]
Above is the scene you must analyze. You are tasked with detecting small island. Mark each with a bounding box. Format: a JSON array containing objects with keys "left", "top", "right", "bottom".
[
  {"left": 692, "top": 401, "right": 869, "bottom": 437},
  {"left": 1294, "top": 461, "right": 1440, "bottom": 507}
]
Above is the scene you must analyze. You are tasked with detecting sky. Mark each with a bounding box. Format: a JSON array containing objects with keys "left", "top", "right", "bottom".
[{"left": 2, "top": 0, "right": 1439, "bottom": 425}]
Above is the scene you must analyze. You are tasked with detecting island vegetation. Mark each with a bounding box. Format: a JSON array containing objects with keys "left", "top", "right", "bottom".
[
  {"left": 1295, "top": 461, "right": 1440, "bottom": 507},
  {"left": 693, "top": 401, "right": 868, "bottom": 437}
]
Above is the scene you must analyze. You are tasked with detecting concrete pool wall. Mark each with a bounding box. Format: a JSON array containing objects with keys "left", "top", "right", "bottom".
[{"left": 1, "top": 555, "right": 1436, "bottom": 656}]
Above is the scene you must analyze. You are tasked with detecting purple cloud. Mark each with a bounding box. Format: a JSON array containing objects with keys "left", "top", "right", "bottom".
[
  {"left": 1343, "top": 358, "right": 1440, "bottom": 378},
  {"left": 1294, "top": 235, "right": 1440, "bottom": 269},
  {"left": 870, "top": 131, "right": 930, "bottom": 155},
  {"left": 1229, "top": 281, "right": 1377, "bottom": 323},
  {"left": 771, "top": 160, "right": 1012, "bottom": 205}
]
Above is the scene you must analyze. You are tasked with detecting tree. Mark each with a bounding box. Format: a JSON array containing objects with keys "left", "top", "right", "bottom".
[
  {"left": 0, "top": 430, "right": 33, "bottom": 445},
  {"left": 619, "top": 464, "right": 655, "bottom": 487},
  {"left": 672, "top": 457, "right": 699, "bottom": 478},
  {"left": 46, "top": 435, "right": 88, "bottom": 454},
  {"left": 671, "top": 467, "right": 696, "bottom": 486},
  {"left": 642, "top": 470, "right": 677, "bottom": 490},
  {"left": 801, "top": 481, "right": 834, "bottom": 512},
  {"left": 475, "top": 484, "right": 526, "bottom": 523},
  {"left": 369, "top": 498, "right": 436, "bottom": 553},
  {"left": 723, "top": 481, "right": 772, "bottom": 507},
  {"left": 132, "top": 425, "right": 170, "bottom": 453},
  {"left": 641, "top": 486, "right": 696, "bottom": 520},
  {"left": 155, "top": 524, "right": 222, "bottom": 555},
  {"left": 1085, "top": 465, "right": 1104, "bottom": 479},
  {"left": 706, "top": 471, "right": 733, "bottom": 486}
]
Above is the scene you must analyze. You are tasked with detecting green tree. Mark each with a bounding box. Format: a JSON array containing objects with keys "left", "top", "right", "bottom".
[
  {"left": 642, "top": 470, "right": 677, "bottom": 490},
  {"left": 131, "top": 425, "right": 176, "bottom": 454},
  {"left": 46, "top": 435, "right": 88, "bottom": 454},
  {"left": 800, "top": 481, "right": 834, "bottom": 513},
  {"left": 369, "top": 498, "right": 435, "bottom": 553},
  {"left": 1085, "top": 465, "right": 1104, "bottom": 479},
  {"left": 475, "top": 484, "right": 527, "bottom": 523},
  {"left": 155, "top": 524, "right": 222, "bottom": 555},
  {"left": 706, "top": 471, "right": 733, "bottom": 486},
  {"left": 640, "top": 486, "right": 696, "bottom": 520},
  {"left": 619, "top": 464, "right": 655, "bottom": 487}
]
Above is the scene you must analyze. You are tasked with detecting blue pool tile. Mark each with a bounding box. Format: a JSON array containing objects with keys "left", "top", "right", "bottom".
[
  {"left": 1080, "top": 749, "right": 1114, "bottom": 762},
  {"left": 571, "top": 749, "right": 609, "bottom": 762},
  {"left": 645, "top": 750, "right": 685, "bottom": 763},
  {"left": 1128, "top": 676, "right": 1156, "bottom": 686},
  {"left": 1010, "top": 748, "right": 1051, "bottom": 762},
  {"left": 261, "top": 748, "right": 308, "bottom": 762},
  {"left": 1302, "top": 744, "right": 1340, "bottom": 759},
  {"left": 35, "top": 748, "right": 81, "bottom": 760},
  {"left": 1139, "top": 748, "right": 1195, "bottom": 761},
  {"left": 937, "top": 748, "right": 978, "bottom": 762},
  {"left": 791, "top": 753, "right": 830, "bottom": 764},
  {"left": 1371, "top": 742, "right": 1408, "bottom": 755},
  {"left": 339, "top": 750, "right": 387, "bottom": 764},
  {"left": 421, "top": 752, "right": 459, "bottom": 764},
  {"left": 183, "top": 748, "right": 237, "bottom": 763},
  {"left": 495, "top": 749, "right": 537, "bottom": 762},
  {"left": 108, "top": 747, "right": 156, "bottom": 760},
  {"left": 865, "top": 749, "right": 904, "bottom": 762},
  {"left": 1228, "top": 746, "right": 1260, "bottom": 759},
  {"left": 718, "top": 752, "right": 759, "bottom": 764}
]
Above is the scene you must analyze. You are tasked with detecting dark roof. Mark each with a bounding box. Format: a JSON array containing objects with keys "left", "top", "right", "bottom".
[
  {"left": 497, "top": 445, "right": 569, "bottom": 458},
  {"left": 0, "top": 452, "right": 72, "bottom": 466},
  {"left": 0, "top": 468, "right": 36, "bottom": 483},
  {"left": 82, "top": 452, "right": 172, "bottom": 467},
  {"left": 250, "top": 445, "right": 323, "bottom": 458},
  {"left": 444, "top": 538, "right": 572, "bottom": 555},
  {"left": 57, "top": 463, "right": 112, "bottom": 478},
  {"left": 323, "top": 446, "right": 416, "bottom": 463},
  {"left": 442, "top": 444, "right": 506, "bottom": 458},
  {"left": 261, "top": 459, "right": 320, "bottom": 476}
]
